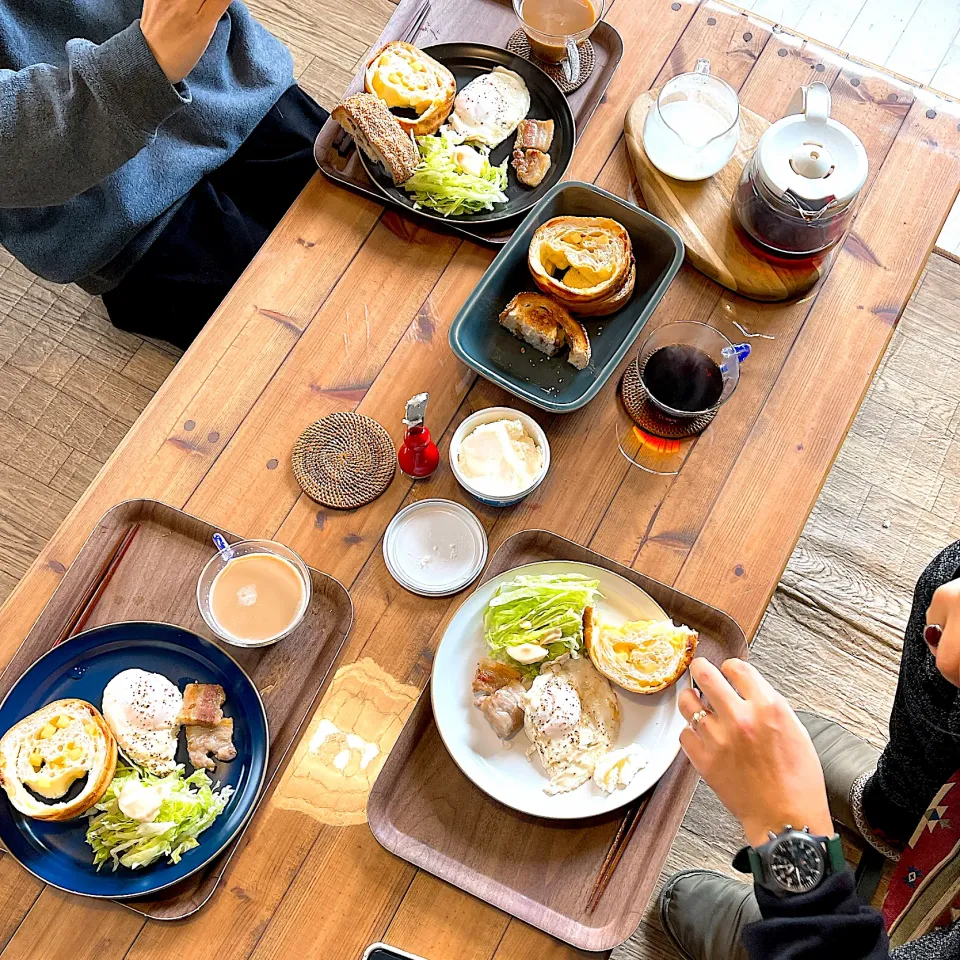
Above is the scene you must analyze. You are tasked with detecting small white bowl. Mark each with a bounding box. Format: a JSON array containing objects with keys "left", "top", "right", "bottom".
[{"left": 449, "top": 406, "right": 550, "bottom": 507}]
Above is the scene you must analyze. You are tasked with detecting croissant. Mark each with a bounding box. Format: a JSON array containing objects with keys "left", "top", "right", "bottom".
[
  {"left": 584, "top": 610, "right": 698, "bottom": 694},
  {"left": 0, "top": 699, "right": 117, "bottom": 820},
  {"left": 528, "top": 217, "right": 635, "bottom": 317},
  {"left": 364, "top": 41, "right": 456, "bottom": 137}
]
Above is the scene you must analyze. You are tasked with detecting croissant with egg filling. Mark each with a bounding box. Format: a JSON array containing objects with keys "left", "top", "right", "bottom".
[
  {"left": 0, "top": 699, "right": 117, "bottom": 820},
  {"left": 584, "top": 610, "right": 698, "bottom": 694},
  {"left": 364, "top": 41, "right": 456, "bottom": 136},
  {"left": 528, "top": 217, "right": 635, "bottom": 317}
]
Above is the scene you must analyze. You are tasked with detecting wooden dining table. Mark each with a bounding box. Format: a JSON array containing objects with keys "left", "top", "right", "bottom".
[{"left": 0, "top": 0, "right": 958, "bottom": 957}]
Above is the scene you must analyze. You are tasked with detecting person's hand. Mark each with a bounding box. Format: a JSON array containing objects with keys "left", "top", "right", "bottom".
[
  {"left": 925, "top": 580, "right": 960, "bottom": 688},
  {"left": 140, "top": 0, "right": 234, "bottom": 84},
  {"left": 679, "top": 658, "right": 833, "bottom": 849}
]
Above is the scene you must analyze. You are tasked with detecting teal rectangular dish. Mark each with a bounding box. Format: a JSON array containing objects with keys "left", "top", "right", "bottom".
[{"left": 448, "top": 181, "right": 684, "bottom": 413}]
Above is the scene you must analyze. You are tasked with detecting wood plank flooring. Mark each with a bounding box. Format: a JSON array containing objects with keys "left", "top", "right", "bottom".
[{"left": 0, "top": 1, "right": 958, "bottom": 956}]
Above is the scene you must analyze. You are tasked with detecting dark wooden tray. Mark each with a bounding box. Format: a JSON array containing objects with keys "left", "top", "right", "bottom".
[
  {"left": 367, "top": 529, "right": 747, "bottom": 952},
  {"left": 314, "top": 0, "right": 623, "bottom": 246},
  {"left": 0, "top": 499, "right": 353, "bottom": 920}
]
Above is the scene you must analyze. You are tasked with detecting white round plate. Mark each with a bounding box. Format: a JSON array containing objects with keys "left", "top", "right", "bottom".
[{"left": 431, "top": 560, "right": 691, "bottom": 820}]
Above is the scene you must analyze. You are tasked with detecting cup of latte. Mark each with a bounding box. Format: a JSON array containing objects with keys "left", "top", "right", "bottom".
[{"left": 197, "top": 539, "right": 312, "bottom": 647}]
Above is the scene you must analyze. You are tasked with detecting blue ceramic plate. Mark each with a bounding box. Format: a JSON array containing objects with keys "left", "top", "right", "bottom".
[{"left": 0, "top": 622, "right": 268, "bottom": 898}]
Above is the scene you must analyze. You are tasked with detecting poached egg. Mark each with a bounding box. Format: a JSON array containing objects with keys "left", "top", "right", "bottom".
[
  {"left": 101, "top": 669, "right": 182, "bottom": 776},
  {"left": 446, "top": 67, "right": 531, "bottom": 149},
  {"left": 523, "top": 657, "right": 620, "bottom": 795}
]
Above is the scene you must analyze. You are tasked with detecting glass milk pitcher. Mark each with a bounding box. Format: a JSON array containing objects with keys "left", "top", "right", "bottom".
[{"left": 642, "top": 59, "right": 740, "bottom": 181}]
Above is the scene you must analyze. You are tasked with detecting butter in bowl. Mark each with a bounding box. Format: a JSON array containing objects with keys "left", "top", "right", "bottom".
[{"left": 450, "top": 406, "right": 550, "bottom": 507}]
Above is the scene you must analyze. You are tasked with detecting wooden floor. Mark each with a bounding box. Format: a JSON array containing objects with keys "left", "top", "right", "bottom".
[{"left": 0, "top": 1, "right": 958, "bottom": 956}]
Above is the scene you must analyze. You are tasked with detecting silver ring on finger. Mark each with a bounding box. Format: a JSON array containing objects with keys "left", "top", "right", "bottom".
[{"left": 689, "top": 709, "right": 709, "bottom": 731}]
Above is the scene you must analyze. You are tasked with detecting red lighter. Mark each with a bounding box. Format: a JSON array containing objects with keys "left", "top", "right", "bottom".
[{"left": 398, "top": 393, "right": 440, "bottom": 480}]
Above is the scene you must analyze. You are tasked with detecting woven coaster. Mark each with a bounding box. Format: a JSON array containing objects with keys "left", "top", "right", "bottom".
[
  {"left": 620, "top": 360, "right": 716, "bottom": 439},
  {"left": 292, "top": 412, "right": 396, "bottom": 509},
  {"left": 506, "top": 29, "right": 595, "bottom": 94}
]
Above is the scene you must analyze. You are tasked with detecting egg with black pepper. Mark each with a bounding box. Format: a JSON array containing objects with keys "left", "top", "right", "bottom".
[
  {"left": 522, "top": 656, "right": 620, "bottom": 795},
  {"left": 101, "top": 669, "right": 182, "bottom": 775},
  {"left": 445, "top": 67, "right": 531, "bottom": 149}
]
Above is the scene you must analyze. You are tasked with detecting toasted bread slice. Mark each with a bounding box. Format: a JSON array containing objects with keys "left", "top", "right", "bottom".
[
  {"left": 585, "top": 613, "right": 698, "bottom": 694},
  {"left": 499, "top": 291, "right": 566, "bottom": 357},
  {"left": 499, "top": 291, "right": 591, "bottom": 370},
  {"left": 0, "top": 699, "right": 117, "bottom": 821},
  {"left": 332, "top": 93, "right": 420, "bottom": 185},
  {"left": 562, "top": 315, "right": 591, "bottom": 370},
  {"left": 364, "top": 41, "right": 456, "bottom": 136}
]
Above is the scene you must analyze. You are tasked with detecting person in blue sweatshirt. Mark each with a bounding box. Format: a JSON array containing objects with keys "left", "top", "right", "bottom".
[
  {"left": 0, "top": 0, "right": 328, "bottom": 348},
  {"left": 659, "top": 541, "right": 960, "bottom": 959}
]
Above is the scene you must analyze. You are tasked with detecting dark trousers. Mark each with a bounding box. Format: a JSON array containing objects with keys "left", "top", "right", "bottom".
[
  {"left": 865, "top": 540, "right": 960, "bottom": 843},
  {"left": 102, "top": 85, "right": 329, "bottom": 350}
]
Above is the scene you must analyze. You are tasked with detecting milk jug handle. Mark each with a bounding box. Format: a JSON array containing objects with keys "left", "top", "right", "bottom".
[{"left": 786, "top": 81, "right": 830, "bottom": 126}]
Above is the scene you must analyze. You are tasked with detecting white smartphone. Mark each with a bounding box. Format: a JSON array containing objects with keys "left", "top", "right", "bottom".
[{"left": 362, "top": 945, "right": 429, "bottom": 960}]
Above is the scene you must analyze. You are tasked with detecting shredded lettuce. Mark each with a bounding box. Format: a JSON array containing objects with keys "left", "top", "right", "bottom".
[
  {"left": 403, "top": 133, "right": 508, "bottom": 216},
  {"left": 483, "top": 573, "right": 601, "bottom": 674},
  {"left": 86, "top": 763, "right": 233, "bottom": 871}
]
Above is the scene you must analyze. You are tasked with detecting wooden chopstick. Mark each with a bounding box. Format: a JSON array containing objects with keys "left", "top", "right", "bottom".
[
  {"left": 586, "top": 789, "right": 653, "bottom": 913},
  {"left": 54, "top": 523, "right": 140, "bottom": 646}
]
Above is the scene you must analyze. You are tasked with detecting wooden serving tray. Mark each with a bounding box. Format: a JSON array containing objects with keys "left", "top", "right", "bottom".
[
  {"left": 624, "top": 91, "right": 835, "bottom": 302},
  {"left": 314, "top": 0, "right": 623, "bottom": 246},
  {"left": 367, "top": 529, "right": 747, "bottom": 952},
  {"left": 0, "top": 499, "right": 353, "bottom": 919}
]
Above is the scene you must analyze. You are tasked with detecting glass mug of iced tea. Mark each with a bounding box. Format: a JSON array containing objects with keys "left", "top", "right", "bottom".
[
  {"left": 637, "top": 321, "right": 749, "bottom": 421},
  {"left": 197, "top": 539, "right": 312, "bottom": 648},
  {"left": 513, "top": 0, "right": 606, "bottom": 83}
]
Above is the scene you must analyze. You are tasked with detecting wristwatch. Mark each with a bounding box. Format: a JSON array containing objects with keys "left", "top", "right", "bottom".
[{"left": 733, "top": 825, "right": 846, "bottom": 897}]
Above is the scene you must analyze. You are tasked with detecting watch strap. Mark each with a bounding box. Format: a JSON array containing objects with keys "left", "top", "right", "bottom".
[{"left": 826, "top": 833, "right": 846, "bottom": 874}]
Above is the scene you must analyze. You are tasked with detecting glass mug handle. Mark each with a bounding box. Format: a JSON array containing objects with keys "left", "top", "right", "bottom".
[
  {"left": 563, "top": 37, "right": 581, "bottom": 83},
  {"left": 719, "top": 342, "right": 751, "bottom": 374}
]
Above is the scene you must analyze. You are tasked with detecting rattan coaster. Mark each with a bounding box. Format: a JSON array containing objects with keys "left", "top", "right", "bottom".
[
  {"left": 292, "top": 412, "right": 396, "bottom": 509},
  {"left": 619, "top": 360, "right": 716, "bottom": 439},
  {"left": 506, "top": 29, "right": 595, "bottom": 93}
]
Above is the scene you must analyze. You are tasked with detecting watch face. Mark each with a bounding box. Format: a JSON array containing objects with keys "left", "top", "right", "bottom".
[{"left": 769, "top": 835, "right": 826, "bottom": 893}]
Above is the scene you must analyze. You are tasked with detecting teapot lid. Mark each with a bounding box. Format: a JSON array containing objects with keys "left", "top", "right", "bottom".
[{"left": 756, "top": 82, "right": 868, "bottom": 209}]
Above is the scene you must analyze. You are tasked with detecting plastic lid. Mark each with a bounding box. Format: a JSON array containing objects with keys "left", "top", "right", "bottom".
[
  {"left": 756, "top": 84, "right": 868, "bottom": 206},
  {"left": 383, "top": 499, "right": 488, "bottom": 597}
]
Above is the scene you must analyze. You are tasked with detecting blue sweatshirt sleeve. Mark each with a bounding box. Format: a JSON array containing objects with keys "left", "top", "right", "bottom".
[
  {"left": 743, "top": 870, "right": 891, "bottom": 959},
  {"left": 0, "top": 20, "right": 190, "bottom": 208}
]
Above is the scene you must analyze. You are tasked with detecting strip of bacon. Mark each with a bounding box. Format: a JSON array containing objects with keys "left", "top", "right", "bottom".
[
  {"left": 185, "top": 718, "right": 237, "bottom": 771},
  {"left": 179, "top": 683, "right": 225, "bottom": 726}
]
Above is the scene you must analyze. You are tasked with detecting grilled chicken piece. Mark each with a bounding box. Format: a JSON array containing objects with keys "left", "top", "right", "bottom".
[
  {"left": 179, "top": 683, "right": 225, "bottom": 726},
  {"left": 186, "top": 718, "right": 236, "bottom": 771},
  {"left": 473, "top": 658, "right": 523, "bottom": 697},
  {"left": 515, "top": 119, "right": 555, "bottom": 152},
  {"left": 512, "top": 148, "right": 552, "bottom": 188},
  {"left": 473, "top": 659, "right": 527, "bottom": 740},
  {"left": 478, "top": 681, "right": 526, "bottom": 739}
]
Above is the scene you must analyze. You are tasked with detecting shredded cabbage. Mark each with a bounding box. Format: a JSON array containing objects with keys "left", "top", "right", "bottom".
[
  {"left": 483, "top": 573, "right": 602, "bottom": 673},
  {"left": 86, "top": 764, "right": 233, "bottom": 871},
  {"left": 403, "top": 133, "right": 508, "bottom": 216}
]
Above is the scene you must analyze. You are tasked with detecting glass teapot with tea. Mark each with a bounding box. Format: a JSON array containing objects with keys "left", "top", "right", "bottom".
[{"left": 732, "top": 82, "right": 868, "bottom": 262}]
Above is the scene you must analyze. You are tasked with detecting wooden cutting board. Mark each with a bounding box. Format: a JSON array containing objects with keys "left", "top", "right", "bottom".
[{"left": 624, "top": 91, "right": 836, "bottom": 302}]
